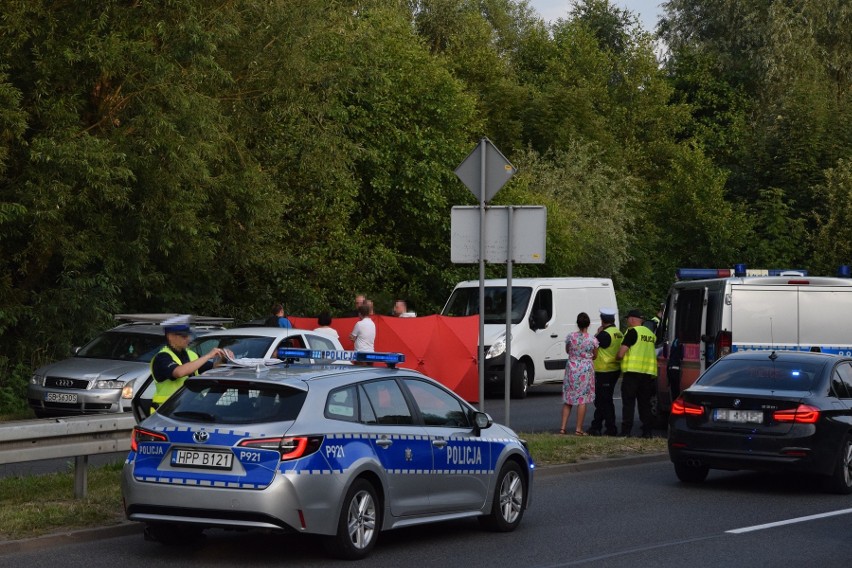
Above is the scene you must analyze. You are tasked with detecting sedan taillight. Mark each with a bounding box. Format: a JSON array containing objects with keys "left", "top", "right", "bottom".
[
  {"left": 671, "top": 398, "right": 704, "bottom": 416},
  {"left": 773, "top": 404, "right": 820, "bottom": 424}
]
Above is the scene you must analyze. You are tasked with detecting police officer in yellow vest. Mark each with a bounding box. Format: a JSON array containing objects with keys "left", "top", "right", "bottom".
[
  {"left": 616, "top": 309, "right": 658, "bottom": 438},
  {"left": 587, "top": 308, "right": 623, "bottom": 436},
  {"left": 150, "top": 315, "right": 228, "bottom": 412}
]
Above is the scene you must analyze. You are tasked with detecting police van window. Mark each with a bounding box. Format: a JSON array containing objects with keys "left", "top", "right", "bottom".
[
  {"left": 402, "top": 378, "right": 470, "bottom": 428},
  {"left": 360, "top": 380, "right": 413, "bottom": 425},
  {"left": 675, "top": 288, "right": 705, "bottom": 344},
  {"left": 834, "top": 363, "right": 852, "bottom": 399},
  {"left": 326, "top": 385, "right": 358, "bottom": 422}
]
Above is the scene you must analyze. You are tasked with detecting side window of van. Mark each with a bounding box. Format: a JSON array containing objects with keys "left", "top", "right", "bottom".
[
  {"left": 833, "top": 363, "right": 852, "bottom": 399},
  {"left": 530, "top": 289, "right": 553, "bottom": 328}
]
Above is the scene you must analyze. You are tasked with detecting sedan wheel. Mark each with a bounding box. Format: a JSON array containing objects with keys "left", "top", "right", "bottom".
[
  {"left": 324, "top": 479, "right": 380, "bottom": 560},
  {"left": 674, "top": 461, "right": 709, "bottom": 483},
  {"left": 824, "top": 435, "right": 852, "bottom": 495},
  {"left": 480, "top": 461, "right": 526, "bottom": 531}
]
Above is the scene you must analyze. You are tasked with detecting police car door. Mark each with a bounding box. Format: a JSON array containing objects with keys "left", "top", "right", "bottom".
[
  {"left": 401, "top": 377, "right": 491, "bottom": 512},
  {"left": 359, "top": 379, "right": 434, "bottom": 517}
]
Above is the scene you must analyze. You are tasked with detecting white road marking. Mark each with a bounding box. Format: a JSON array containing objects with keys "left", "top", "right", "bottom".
[{"left": 726, "top": 508, "right": 852, "bottom": 534}]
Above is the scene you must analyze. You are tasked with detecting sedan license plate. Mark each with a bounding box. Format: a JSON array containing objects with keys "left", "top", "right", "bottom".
[
  {"left": 171, "top": 449, "right": 234, "bottom": 470},
  {"left": 45, "top": 392, "right": 77, "bottom": 403},
  {"left": 714, "top": 408, "right": 763, "bottom": 424}
]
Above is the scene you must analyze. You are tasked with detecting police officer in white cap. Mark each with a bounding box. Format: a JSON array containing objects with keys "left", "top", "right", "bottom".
[
  {"left": 587, "top": 308, "right": 623, "bottom": 436},
  {"left": 149, "top": 315, "right": 228, "bottom": 411}
]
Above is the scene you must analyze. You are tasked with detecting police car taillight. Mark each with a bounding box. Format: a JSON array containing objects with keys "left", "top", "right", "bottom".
[
  {"left": 238, "top": 435, "right": 324, "bottom": 461},
  {"left": 131, "top": 426, "right": 167, "bottom": 452}
]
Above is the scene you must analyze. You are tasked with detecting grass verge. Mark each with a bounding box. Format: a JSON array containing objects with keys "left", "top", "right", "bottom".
[{"left": 0, "top": 434, "right": 667, "bottom": 541}]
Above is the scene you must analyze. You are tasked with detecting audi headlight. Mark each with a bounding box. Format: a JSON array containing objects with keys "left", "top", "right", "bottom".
[
  {"left": 30, "top": 373, "right": 45, "bottom": 386},
  {"left": 121, "top": 384, "right": 134, "bottom": 399},
  {"left": 486, "top": 339, "right": 506, "bottom": 359},
  {"left": 95, "top": 379, "right": 126, "bottom": 389}
]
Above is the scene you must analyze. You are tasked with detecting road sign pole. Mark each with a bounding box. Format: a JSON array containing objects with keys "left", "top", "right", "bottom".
[
  {"left": 504, "top": 206, "right": 514, "bottom": 425},
  {"left": 478, "top": 138, "right": 486, "bottom": 412}
]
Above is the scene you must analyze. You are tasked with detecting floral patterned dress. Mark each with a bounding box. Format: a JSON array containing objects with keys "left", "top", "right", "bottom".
[{"left": 563, "top": 331, "right": 598, "bottom": 405}]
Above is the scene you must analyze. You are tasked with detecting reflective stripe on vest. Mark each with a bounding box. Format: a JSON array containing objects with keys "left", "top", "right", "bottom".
[
  {"left": 150, "top": 346, "right": 199, "bottom": 404},
  {"left": 594, "top": 326, "right": 624, "bottom": 372},
  {"left": 622, "top": 325, "right": 657, "bottom": 376}
]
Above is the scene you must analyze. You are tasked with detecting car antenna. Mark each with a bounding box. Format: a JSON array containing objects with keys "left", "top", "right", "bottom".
[{"left": 768, "top": 317, "right": 777, "bottom": 360}]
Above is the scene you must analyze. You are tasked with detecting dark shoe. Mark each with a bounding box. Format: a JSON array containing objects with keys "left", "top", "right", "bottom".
[
  {"left": 604, "top": 429, "right": 618, "bottom": 437},
  {"left": 642, "top": 431, "right": 654, "bottom": 439},
  {"left": 618, "top": 430, "right": 631, "bottom": 437},
  {"left": 586, "top": 429, "right": 602, "bottom": 436}
]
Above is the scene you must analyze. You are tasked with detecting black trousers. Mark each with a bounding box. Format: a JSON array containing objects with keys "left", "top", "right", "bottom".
[
  {"left": 590, "top": 370, "right": 620, "bottom": 434},
  {"left": 620, "top": 371, "right": 656, "bottom": 435}
]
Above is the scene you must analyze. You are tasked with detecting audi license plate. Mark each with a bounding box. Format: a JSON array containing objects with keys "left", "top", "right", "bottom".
[
  {"left": 714, "top": 408, "right": 763, "bottom": 424},
  {"left": 45, "top": 392, "right": 77, "bottom": 403},
  {"left": 171, "top": 449, "right": 234, "bottom": 470}
]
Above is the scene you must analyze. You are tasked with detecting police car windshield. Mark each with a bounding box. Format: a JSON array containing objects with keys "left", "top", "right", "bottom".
[
  {"left": 77, "top": 332, "right": 164, "bottom": 362},
  {"left": 442, "top": 286, "right": 533, "bottom": 324},
  {"left": 158, "top": 380, "right": 308, "bottom": 424},
  {"left": 698, "top": 358, "right": 821, "bottom": 391}
]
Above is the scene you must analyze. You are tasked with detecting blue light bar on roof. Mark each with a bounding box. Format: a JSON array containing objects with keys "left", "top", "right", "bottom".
[
  {"left": 675, "top": 268, "right": 733, "bottom": 280},
  {"left": 276, "top": 348, "right": 405, "bottom": 368}
]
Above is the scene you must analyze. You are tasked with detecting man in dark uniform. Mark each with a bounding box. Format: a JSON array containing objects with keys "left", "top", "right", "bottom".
[
  {"left": 587, "top": 308, "right": 623, "bottom": 436},
  {"left": 616, "top": 309, "right": 658, "bottom": 438}
]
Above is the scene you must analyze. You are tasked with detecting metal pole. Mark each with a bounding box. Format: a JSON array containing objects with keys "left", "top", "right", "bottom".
[
  {"left": 478, "top": 139, "right": 486, "bottom": 411},
  {"left": 504, "top": 206, "right": 513, "bottom": 426}
]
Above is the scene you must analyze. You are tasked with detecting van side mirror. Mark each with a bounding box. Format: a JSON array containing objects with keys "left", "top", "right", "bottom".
[{"left": 530, "top": 309, "right": 548, "bottom": 330}]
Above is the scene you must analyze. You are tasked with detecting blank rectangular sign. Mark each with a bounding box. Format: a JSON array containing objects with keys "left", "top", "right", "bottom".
[{"left": 451, "top": 206, "right": 546, "bottom": 264}]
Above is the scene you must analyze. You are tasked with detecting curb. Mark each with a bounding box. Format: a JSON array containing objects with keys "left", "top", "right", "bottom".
[
  {"left": 0, "top": 454, "right": 670, "bottom": 555},
  {"left": 535, "top": 452, "right": 669, "bottom": 478},
  {"left": 0, "top": 522, "right": 141, "bottom": 557}
]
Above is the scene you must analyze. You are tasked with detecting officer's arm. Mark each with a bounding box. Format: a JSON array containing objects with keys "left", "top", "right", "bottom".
[
  {"left": 616, "top": 344, "right": 629, "bottom": 361},
  {"left": 171, "top": 349, "right": 225, "bottom": 379}
]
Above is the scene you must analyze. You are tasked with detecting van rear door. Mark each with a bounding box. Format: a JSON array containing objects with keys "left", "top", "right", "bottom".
[
  {"left": 731, "top": 286, "right": 800, "bottom": 351},
  {"left": 673, "top": 286, "right": 709, "bottom": 391}
]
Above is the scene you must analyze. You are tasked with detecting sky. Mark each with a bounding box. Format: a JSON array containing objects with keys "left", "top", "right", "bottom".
[{"left": 527, "top": 0, "right": 664, "bottom": 33}]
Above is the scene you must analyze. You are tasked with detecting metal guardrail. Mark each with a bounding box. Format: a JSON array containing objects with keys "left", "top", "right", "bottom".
[{"left": 0, "top": 414, "right": 135, "bottom": 498}]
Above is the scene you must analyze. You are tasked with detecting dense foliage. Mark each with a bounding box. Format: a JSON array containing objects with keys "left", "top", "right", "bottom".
[{"left": 1, "top": 0, "right": 850, "bottom": 412}]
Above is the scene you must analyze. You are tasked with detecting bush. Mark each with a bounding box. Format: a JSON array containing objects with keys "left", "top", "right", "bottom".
[{"left": 0, "top": 356, "right": 33, "bottom": 419}]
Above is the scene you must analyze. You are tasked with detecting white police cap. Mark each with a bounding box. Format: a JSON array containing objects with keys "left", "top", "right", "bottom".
[
  {"left": 599, "top": 307, "right": 617, "bottom": 317},
  {"left": 162, "top": 314, "right": 191, "bottom": 334}
]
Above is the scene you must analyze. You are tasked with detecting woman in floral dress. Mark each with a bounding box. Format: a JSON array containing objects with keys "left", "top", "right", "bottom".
[{"left": 559, "top": 312, "right": 599, "bottom": 435}]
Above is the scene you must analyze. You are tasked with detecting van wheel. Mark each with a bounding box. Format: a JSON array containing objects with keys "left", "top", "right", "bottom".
[
  {"left": 510, "top": 361, "right": 530, "bottom": 399},
  {"left": 650, "top": 395, "right": 668, "bottom": 429}
]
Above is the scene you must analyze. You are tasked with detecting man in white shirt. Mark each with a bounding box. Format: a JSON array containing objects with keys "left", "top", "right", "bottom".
[{"left": 350, "top": 304, "right": 376, "bottom": 354}]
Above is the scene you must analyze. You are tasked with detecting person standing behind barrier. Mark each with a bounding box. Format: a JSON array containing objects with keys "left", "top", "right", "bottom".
[
  {"left": 559, "top": 312, "right": 598, "bottom": 435},
  {"left": 350, "top": 304, "right": 376, "bottom": 362},
  {"left": 587, "top": 308, "right": 623, "bottom": 436},
  {"left": 313, "top": 312, "right": 339, "bottom": 340},
  {"left": 265, "top": 303, "right": 292, "bottom": 328},
  {"left": 150, "top": 315, "right": 228, "bottom": 412},
  {"left": 616, "top": 309, "right": 658, "bottom": 438}
]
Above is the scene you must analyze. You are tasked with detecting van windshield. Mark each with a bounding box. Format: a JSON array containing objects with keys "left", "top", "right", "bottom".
[{"left": 442, "top": 286, "right": 532, "bottom": 324}]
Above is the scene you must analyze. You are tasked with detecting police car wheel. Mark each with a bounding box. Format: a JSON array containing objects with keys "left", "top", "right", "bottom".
[
  {"left": 480, "top": 460, "right": 526, "bottom": 532},
  {"left": 324, "top": 478, "right": 381, "bottom": 560},
  {"left": 823, "top": 435, "right": 852, "bottom": 495}
]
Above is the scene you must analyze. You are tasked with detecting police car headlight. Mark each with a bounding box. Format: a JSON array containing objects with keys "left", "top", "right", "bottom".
[
  {"left": 486, "top": 339, "right": 506, "bottom": 359},
  {"left": 95, "top": 379, "right": 125, "bottom": 389},
  {"left": 30, "top": 373, "right": 45, "bottom": 386}
]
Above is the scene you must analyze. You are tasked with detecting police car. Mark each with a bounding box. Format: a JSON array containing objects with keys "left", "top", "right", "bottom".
[{"left": 121, "top": 349, "right": 534, "bottom": 560}]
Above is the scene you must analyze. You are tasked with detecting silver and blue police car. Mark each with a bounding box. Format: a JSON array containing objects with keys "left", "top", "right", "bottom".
[{"left": 121, "top": 348, "right": 534, "bottom": 560}]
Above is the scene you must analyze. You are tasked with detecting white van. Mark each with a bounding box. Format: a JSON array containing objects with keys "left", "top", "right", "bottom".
[
  {"left": 656, "top": 267, "right": 852, "bottom": 416},
  {"left": 441, "top": 277, "right": 618, "bottom": 398}
]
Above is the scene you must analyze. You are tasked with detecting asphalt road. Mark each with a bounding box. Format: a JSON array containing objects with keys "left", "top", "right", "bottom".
[{"left": 5, "top": 459, "right": 852, "bottom": 566}]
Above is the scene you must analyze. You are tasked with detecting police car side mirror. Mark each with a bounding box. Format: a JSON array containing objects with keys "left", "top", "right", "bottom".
[{"left": 472, "top": 411, "right": 492, "bottom": 435}]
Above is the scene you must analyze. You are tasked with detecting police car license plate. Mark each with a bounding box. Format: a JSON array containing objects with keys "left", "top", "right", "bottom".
[
  {"left": 45, "top": 392, "right": 77, "bottom": 403},
  {"left": 713, "top": 409, "right": 763, "bottom": 424},
  {"left": 171, "top": 449, "right": 234, "bottom": 470}
]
